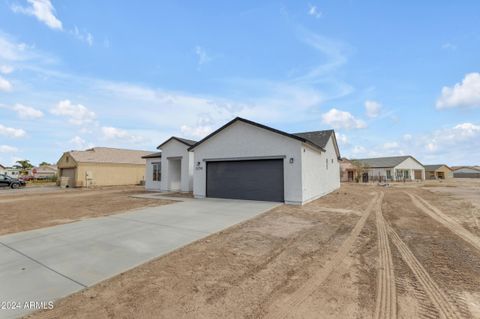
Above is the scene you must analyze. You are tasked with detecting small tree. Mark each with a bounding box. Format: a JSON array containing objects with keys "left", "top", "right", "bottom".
[
  {"left": 14, "top": 160, "right": 34, "bottom": 175},
  {"left": 38, "top": 161, "right": 51, "bottom": 166},
  {"left": 350, "top": 160, "right": 370, "bottom": 183}
]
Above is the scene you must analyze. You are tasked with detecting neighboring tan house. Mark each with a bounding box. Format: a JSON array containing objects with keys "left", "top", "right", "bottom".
[
  {"left": 354, "top": 155, "right": 425, "bottom": 182},
  {"left": 29, "top": 165, "right": 58, "bottom": 179},
  {"left": 339, "top": 158, "right": 357, "bottom": 182},
  {"left": 57, "top": 147, "right": 150, "bottom": 187},
  {"left": 453, "top": 166, "right": 480, "bottom": 178},
  {"left": 0, "top": 164, "right": 5, "bottom": 174},
  {"left": 424, "top": 164, "right": 453, "bottom": 180}
]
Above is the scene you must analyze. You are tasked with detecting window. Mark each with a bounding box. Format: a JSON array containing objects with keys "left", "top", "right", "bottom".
[
  {"left": 386, "top": 170, "right": 391, "bottom": 179},
  {"left": 152, "top": 163, "right": 161, "bottom": 181},
  {"left": 326, "top": 159, "right": 328, "bottom": 170}
]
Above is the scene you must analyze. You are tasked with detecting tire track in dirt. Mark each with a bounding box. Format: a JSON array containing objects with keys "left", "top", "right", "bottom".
[
  {"left": 407, "top": 192, "right": 480, "bottom": 253},
  {"left": 264, "top": 192, "right": 380, "bottom": 319},
  {"left": 387, "top": 223, "right": 463, "bottom": 319},
  {"left": 374, "top": 192, "right": 397, "bottom": 319}
]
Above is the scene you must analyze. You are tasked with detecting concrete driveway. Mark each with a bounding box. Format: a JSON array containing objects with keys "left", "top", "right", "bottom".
[{"left": 0, "top": 197, "right": 279, "bottom": 319}]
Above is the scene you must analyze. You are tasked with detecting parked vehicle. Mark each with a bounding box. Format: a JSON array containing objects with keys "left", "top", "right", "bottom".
[{"left": 0, "top": 174, "right": 26, "bottom": 189}]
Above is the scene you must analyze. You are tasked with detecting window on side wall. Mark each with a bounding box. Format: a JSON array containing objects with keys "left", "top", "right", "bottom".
[{"left": 152, "top": 162, "right": 161, "bottom": 181}]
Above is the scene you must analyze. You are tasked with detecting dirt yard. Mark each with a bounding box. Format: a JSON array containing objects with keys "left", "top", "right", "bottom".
[
  {"left": 27, "top": 180, "right": 480, "bottom": 319},
  {"left": 0, "top": 186, "right": 174, "bottom": 236}
]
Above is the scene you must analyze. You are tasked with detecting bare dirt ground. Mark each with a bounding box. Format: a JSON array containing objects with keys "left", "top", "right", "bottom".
[
  {"left": 0, "top": 186, "right": 174, "bottom": 236},
  {"left": 27, "top": 181, "right": 480, "bottom": 319}
]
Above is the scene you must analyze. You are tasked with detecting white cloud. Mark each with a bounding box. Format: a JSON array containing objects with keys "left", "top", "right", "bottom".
[
  {"left": 335, "top": 132, "right": 348, "bottom": 145},
  {"left": 50, "top": 100, "right": 96, "bottom": 125},
  {"left": 68, "top": 136, "right": 93, "bottom": 150},
  {"left": 0, "top": 76, "right": 13, "bottom": 92},
  {"left": 383, "top": 141, "right": 399, "bottom": 149},
  {"left": 403, "top": 134, "right": 412, "bottom": 141},
  {"left": 436, "top": 73, "right": 480, "bottom": 109},
  {"left": 71, "top": 27, "right": 94, "bottom": 46},
  {"left": 0, "top": 124, "right": 26, "bottom": 138},
  {"left": 322, "top": 108, "right": 366, "bottom": 129},
  {"left": 101, "top": 126, "right": 145, "bottom": 143},
  {"left": 11, "top": 0, "right": 63, "bottom": 30},
  {"left": 0, "top": 145, "right": 18, "bottom": 153},
  {"left": 0, "top": 65, "right": 14, "bottom": 74},
  {"left": 195, "top": 46, "right": 212, "bottom": 68},
  {"left": 351, "top": 145, "right": 367, "bottom": 155},
  {"left": 180, "top": 124, "right": 213, "bottom": 139},
  {"left": 441, "top": 43, "right": 457, "bottom": 50},
  {"left": 365, "top": 100, "right": 382, "bottom": 118},
  {"left": 12, "top": 104, "right": 44, "bottom": 119},
  {"left": 308, "top": 4, "right": 322, "bottom": 18}
]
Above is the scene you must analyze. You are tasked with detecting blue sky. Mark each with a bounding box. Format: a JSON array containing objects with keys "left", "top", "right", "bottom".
[{"left": 0, "top": 0, "right": 479, "bottom": 166}]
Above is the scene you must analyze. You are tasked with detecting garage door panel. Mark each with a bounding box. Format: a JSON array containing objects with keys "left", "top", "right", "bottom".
[{"left": 207, "top": 160, "right": 284, "bottom": 202}]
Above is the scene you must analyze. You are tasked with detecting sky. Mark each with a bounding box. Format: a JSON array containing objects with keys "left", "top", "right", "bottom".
[{"left": 0, "top": 0, "right": 479, "bottom": 167}]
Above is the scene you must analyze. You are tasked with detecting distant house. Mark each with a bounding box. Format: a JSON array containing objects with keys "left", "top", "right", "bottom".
[
  {"left": 424, "top": 164, "right": 453, "bottom": 180},
  {"left": 30, "top": 165, "right": 58, "bottom": 179},
  {"left": 57, "top": 147, "right": 150, "bottom": 187},
  {"left": 353, "top": 155, "right": 425, "bottom": 182},
  {"left": 4, "top": 167, "right": 21, "bottom": 178},
  {"left": 339, "top": 158, "right": 359, "bottom": 182},
  {"left": 453, "top": 166, "right": 480, "bottom": 179},
  {"left": 0, "top": 164, "right": 5, "bottom": 174}
]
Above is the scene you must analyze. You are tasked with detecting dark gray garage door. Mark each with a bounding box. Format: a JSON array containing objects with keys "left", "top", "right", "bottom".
[{"left": 206, "top": 159, "right": 284, "bottom": 202}]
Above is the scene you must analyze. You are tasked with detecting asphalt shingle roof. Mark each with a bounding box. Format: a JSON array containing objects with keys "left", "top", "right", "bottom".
[
  {"left": 142, "top": 151, "right": 162, "bottom": 159},
  {"left": 68, "top": 147, "right": 150, "bottom": 165},
  {"left": 424, "top": 164, "right": 448, "bottom": 171},
  {"left": 353, "top": 156, "right": 413, "bottom": 168},
  {"left": 293, "top": 130, "right": 335, "bottom": 149}
]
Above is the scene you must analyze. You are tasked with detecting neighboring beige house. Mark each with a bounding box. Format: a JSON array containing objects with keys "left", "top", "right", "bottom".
[
  {"left": 0, "top": 164, "right": 5, "bottom": 174},
  {"left": 57, "top": 147, "right": 150, "bottom": 187},
  {"left": 424, "top": 164, "right": 453, "bottom": 180},
  {"left": 453, "top": 166, "right": 480, "bottom": 178}
]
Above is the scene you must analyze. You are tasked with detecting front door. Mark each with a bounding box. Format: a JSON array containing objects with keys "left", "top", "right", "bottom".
[{"left": 347, "top": 171, "right": 354, "bottom": 182}]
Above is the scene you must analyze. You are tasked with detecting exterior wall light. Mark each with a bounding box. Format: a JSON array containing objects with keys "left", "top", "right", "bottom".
[{"left": 289, "top": 158, "right": 294, "bottom": 164}]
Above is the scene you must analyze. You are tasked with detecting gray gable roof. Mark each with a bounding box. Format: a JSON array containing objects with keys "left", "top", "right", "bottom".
[
  {"left": 157, "top": 136, "right": 197, "bottom": 149},
  {"left": 293, "top": 130, "right": 334, "bottom": 149},
  {"left": 142, "top": 151, "right": 162, "bottom": 159},
  {"left": 354, "top": 155, "right": 421, "bottom": 168},
  {"left": 424, "top": 164, "right": 450, "bottom": 171}
]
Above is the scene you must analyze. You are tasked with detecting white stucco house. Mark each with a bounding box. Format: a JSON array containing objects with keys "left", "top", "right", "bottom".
[
  {"left": 143, "top": 137, "right": 196, "bottom": 192},
  {"left": 145, "top": 117, "right": 341, "bottom": 205},
  {"left": 354, "top": 155, "right": 425, "bottom": 182}
]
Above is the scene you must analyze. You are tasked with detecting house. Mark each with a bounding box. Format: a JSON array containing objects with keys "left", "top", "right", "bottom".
[
  {"left": 4, "top": 167, "right": 21, "bottom": 178},
  {"left": 339, "top": 158, "right": 359, "bottom": 182},
  {"left": 0, "top": 164, "right": 5, "bottom": 174},
  {"left": 29, "top": 165, "right": 58, "bottom": 179},
  {"left": 147, "top": 117, "right": 341, "bottom": 204},
  {"left": 453, "top": 166, "right": 480, "bottom": 178},
  {"left": 353, "top": 155, "right": 425, "bottom": 182},
  {"left": 185, "top": 117, "right": 340, "bottom": 205},
  {"left": 57, "top": 147, "right": 150, "bottom": 188},
  {"left": 424, "top": 164, "right": 453, "bottom": 180}
]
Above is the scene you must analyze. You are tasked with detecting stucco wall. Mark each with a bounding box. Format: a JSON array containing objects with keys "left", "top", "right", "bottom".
[
  {"left": 192, "top": 121, "right": 303, "bottom": 204},
  {"left": 159, "top": 139, "right": 193, "bottom": 192},
  {"left": 394, "top": 157, "right": 425, "bottom": 180},
  {"left": 75, "top": 163, "right": 145, "bottom": 187},
  {"left": 301, "top": 136, "right": 340, "bottom": 203},
  {"left": 145, "top": 158, "right": 162, "bottom": 190}
]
